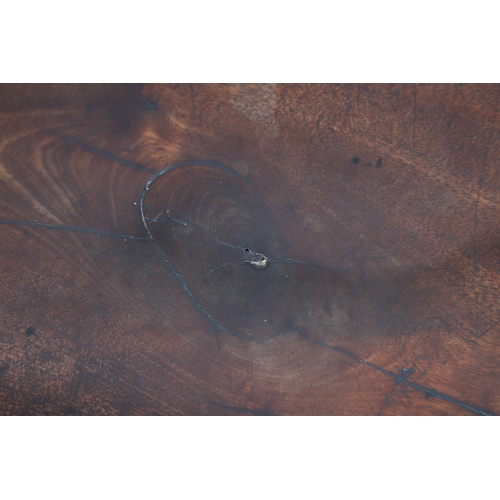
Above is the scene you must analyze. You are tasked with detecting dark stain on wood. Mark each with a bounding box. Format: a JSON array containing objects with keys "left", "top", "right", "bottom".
[{"left": 25, "top": 326, "right": 36, "bottom": 337}]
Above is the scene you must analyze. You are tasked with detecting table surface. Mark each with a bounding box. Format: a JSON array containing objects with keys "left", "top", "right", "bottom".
[{"left": 0, "top": 83, "right": 499, "bottom": 415}]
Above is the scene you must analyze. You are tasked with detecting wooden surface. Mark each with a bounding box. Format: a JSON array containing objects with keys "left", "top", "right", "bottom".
[{"left": 0, "top": 83, "right": 499, "bottom": 415}]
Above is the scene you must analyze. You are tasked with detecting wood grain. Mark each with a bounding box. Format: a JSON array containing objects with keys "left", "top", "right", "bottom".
[{"left": 0, "top": 83, "right": 499, "bottom": 415}]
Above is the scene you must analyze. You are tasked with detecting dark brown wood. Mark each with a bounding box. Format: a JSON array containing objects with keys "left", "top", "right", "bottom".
[{"left": 1, "top": 83, "right": 499, "bottom": 415}]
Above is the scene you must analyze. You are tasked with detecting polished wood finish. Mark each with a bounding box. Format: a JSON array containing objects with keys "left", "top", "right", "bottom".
[{"left": 0, "top": 83, "right": 499, "bottom": 415}]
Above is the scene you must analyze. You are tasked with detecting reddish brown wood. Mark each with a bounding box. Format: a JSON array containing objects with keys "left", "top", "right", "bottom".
[{"left": 0, "top": 83, "right": 499, "bottom": 415}]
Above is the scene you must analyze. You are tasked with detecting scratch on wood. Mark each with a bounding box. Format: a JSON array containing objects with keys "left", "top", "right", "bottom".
[
  {"left": 0, "top": 219, "right": 152, "bottom": 240},
  {"left": 54, "top": 133, "right": 156, "bottom": 174},
  {"left": 294, "top": 325, "right": 494, "bottom": 416}
]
